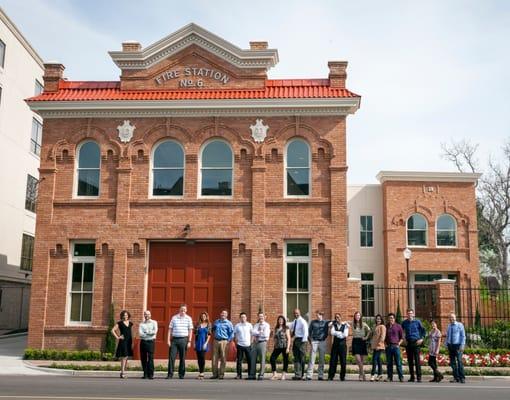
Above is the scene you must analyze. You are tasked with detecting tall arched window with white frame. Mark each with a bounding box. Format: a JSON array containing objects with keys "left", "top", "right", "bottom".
[
  {"left": 200, "top": 139, "right": 233, "bottom": 196},
  {"left": 285, "top": 138, "right": 310, "bottom": 196},
  {"left": 76, "top": 141, "right": 100, "bottom": 197},
  {"left": 152, "top": 140, "right": 184, "bottom": 196},
  {"left": 407, "top": 213, "right": 427, "bottom": 246}
]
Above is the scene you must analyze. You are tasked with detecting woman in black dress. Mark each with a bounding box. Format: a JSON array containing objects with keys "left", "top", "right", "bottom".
[{"left": 111, "top": 310, "right": 135, "bottom": 378}]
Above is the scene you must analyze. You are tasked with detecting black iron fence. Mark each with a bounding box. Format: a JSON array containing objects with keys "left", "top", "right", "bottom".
[{"left": 362, "top": 284, "right": 510, "bottom": 349}]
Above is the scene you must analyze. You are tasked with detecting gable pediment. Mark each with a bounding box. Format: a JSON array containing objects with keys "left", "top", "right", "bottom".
[{"left": 109, "top": 23, "right": 278, "bottom": 72}]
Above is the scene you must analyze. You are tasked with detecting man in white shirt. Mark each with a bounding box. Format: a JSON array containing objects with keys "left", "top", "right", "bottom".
[
  {"left": 166, "top": 304, "right": 193, "bottom": 379},
  {"left": 139, "top": 310, "right": 158, "bottom": 379},
  {"left": 290, "top": 308, "right": 309, "bottom": 380},
  {"left": 234, "top": 312, "right": 253, "bottom": 379},
  {"left": 250, "top": 312, "right": 271, "bottom": 380}
]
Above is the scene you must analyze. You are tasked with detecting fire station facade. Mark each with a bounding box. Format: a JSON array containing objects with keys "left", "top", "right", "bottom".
[{"left": 26, "top": 24, "right": 480, "bottom": 354}]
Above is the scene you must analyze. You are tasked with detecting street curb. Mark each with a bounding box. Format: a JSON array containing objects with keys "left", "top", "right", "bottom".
[
  {"left": 0, "top": 332, "right": 28, "bottom": 340},
  {"left": 22, "top": 361, "right": 74, "bottom": 375}
]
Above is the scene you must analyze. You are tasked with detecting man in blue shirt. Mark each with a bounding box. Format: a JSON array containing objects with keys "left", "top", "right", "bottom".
[
  {"left": 401, "top": 308, "right": 426, "bottom": 382},
  {"left": 445, "top": 313, "right": 466, "bottom": 383},
  {"left": 211, "top": 310, "right": 234, "bottom": 379}
]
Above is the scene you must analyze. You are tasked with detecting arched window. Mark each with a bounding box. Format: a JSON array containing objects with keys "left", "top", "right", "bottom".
[
  {"left": 200, "top": 140, "right": 233, "bottom": 196},
  {"left": 152, "top": 140, "right": 184, "bottom": 196},
  {"left": 407, "top": 213, "right": 427, "bottom": 246},
  {"left": 76, "top": 141, "right": 100, "bottom": 197},
  {"left": 437, "top": 214, "right": 457, "bottom": 247},
  {"left": 285, "top": 139, "right": 310, "bottom": 196}
]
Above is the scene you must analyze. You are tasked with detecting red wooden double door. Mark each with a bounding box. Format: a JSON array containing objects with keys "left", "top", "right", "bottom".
[{"left": 148, "top": 241, "right": 232, "bottom": 359}]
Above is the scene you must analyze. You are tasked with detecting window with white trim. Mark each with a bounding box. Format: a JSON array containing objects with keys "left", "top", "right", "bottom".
[
  {"left": 360, "top": 215, "right": 373, "bottom": 247},
  {"left": 285, "top": 139, "right": 310, "bottom": 196},
  {"left": 76, "top": 141, "right": 100, "bottom": 197},
  {"left": 35, "top": 80, "right": 43, "bottom": 96},
  {"left": 30, "top": 118, "right": 42, "bottom": 156},
  {"left": 361, "top": 273, "right": 375, "bottom": 317},
  {"left": 69, "top": 243, "right": 95, "bottom": 323},
  {"left": 436, "top": 214, "right": 457, "bottom": 247},
  {"left": 25, "top": 174, "right": 38, "bottom": 213},
  {"left": 285, "top": 242, "right": 310, "bottom": 321},
  {"left": 200, "top": 140, "right": 233, "bottom": 196},
  {"left": 407, "top": 213, "right": 427, "bottom": 246},
  {"left": 152, "top": 140, "right": 184, "bottom": 196},
  {"left": 0, "top": 39, "right": 5, "bottom": 68}
]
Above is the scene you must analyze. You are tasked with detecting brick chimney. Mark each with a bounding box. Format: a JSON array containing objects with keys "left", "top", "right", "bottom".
[
  {"left": 328, "top": 61, "right": 348, "bottom": 88},
  {"left": 249, "top": 41, "right": 268, "bottom": 50},
  {"left": 43, "top": 62, "right": 65, "bottom": 92},
  {"left": 122, "top": 41, "right": 142, "bottom": 52}
]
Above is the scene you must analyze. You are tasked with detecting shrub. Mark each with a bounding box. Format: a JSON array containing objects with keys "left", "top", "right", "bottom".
[{"left": 104, "top": 303, "right": 116, "bottom": 355}]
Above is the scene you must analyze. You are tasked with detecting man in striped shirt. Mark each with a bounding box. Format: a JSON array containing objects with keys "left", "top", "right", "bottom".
[{"left": 166, "top": 304, "right": 193, "bottom": 379}]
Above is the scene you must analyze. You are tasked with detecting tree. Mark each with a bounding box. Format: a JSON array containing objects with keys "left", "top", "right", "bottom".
[
  {"left": 441, "top": 139, "right": 510, "bottom": 287},
  {"left": 104, "top": 303, "right": 116, "bottom": 355}
]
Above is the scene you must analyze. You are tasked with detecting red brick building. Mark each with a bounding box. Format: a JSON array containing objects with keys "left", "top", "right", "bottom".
[{"left": 26, "top": 24, "right": 480, "bottom": 354}]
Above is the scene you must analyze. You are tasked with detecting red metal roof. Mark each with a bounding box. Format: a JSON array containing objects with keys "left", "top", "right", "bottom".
[{"left": 27, "top": 79, "right": 360, "bottom": 102}]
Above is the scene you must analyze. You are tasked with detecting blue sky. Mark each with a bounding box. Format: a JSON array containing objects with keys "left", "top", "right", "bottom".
[{"left": 2, "top": 0, "right": 509, "bottom": 183}]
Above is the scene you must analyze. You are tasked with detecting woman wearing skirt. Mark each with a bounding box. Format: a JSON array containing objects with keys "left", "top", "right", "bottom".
[{"left": 351, "top": 311, "right": 371, "bottom": 381}]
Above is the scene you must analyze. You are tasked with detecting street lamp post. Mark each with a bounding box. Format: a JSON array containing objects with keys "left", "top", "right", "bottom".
[{"left": 403, "top": 247, "right": 412, "bottom": 309}]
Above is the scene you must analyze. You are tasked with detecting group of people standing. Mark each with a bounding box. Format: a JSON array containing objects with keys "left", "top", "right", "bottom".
[{"left": 110, "top": 306, "right": 467, "bottom": 383}]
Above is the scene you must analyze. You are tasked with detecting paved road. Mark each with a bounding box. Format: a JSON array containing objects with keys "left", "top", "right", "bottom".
[{"left": 0, "top": 375, "right": 509, "bottom": 400}]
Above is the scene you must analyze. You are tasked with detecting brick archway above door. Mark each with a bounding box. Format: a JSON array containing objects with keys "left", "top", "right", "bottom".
[{"left": 148, "top": 241, "right": 232, "bottom": 359}]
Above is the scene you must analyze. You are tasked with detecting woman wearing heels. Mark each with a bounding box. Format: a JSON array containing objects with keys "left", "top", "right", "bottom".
[
  {"left": 194, "top": 311, "right": 211, "bottom": 380},
  {"left": 370, "top": 314, "right": 386, "bottom": 381},
  {"left": 111, "top": 310, "right": 135, "bottom": 378},
  {"left": 270, "top": 315, "right": 291, "bottom": 380},
  {"left": 351, "top": 311, "right": 371, "bottom": 381}
]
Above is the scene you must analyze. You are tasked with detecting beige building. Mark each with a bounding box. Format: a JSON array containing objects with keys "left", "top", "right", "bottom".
[{"left": 0, "top": 7, "right": 44, "bottom": 330}]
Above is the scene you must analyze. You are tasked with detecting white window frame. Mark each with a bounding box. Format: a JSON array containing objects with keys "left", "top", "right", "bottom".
[
  {"left": 35, "top": 79, "right": 44, "bottom": 96},
  {"left": 360, "top": 215, "right": 374, "bottom": 248},
  {"left": 284, "top": 138, "right": 311, "bottom": 198},
  {"left": 149, "top": 139, "right": 185, "bottom": 199},
  {"left": 74, "top": 140, "right": 101, "bottom": 199},
  {"left": 406, "top": 213, "right": 428, "bottom": 248},
  {"left": 360, "top": 272, "right": 375, "bottom": 317},
  {"left": 30, "top": 117, "right": 43, "bottom": 157},
  {"left": 436, "top": 214, "right": 457, "bottom": 248},
  {"left": 198, "top": 138, "right": 234, "bottom": 199},
  {"left": 0, "top": 39, "right": 5, "bottom": 69},
  {"left": 283, "top": 241, "right": 311, "bottom": 321},
  {"left": 66, "top": 241, "right": 95, "bottom": 326}
]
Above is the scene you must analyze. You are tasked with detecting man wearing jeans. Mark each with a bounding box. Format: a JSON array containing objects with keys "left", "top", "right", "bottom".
[
  {"left": 166, "top": 304, "right": 193, "bottom": 379},
  {"left": 385, "top": 313, "right": 404, "bottom": 382},
  {"left": 211, "top": 310, "right": 234, "bottom": 379},
  {"left": 306, "top": 311, "right": 329, "bottom": 380},
  {"left": 250, "top": 312, "right": 271, "bottom": 380},
  {"left": 290, "top": 308, "right": 309, "bottom": 380},
  {"left": 401, "top": 308, "right": 426, "bottom": 382},
  {"left": 445, "top": 313, "right": 466, "bottom": 384}
]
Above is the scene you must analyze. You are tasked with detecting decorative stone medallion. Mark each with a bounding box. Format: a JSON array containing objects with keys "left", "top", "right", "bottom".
[
  {"left": 117, "top": 120, "right": 135, "bottom": 143},
  {"left": 250, "top": 119, "right": 269, "bottom": 143}
]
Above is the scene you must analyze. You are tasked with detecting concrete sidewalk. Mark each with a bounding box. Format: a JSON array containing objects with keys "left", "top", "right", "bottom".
[{"left": 0, "top": 333, "right": 65, "bottom": 376}]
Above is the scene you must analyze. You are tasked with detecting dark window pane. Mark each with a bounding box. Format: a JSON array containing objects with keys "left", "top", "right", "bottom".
[
  {"left": 287, "top": 168, "right": 309, "bottom": 195},
  {"left": 74, "top": 244, "right": 95, "bottom": 257},
  {"left": 153, "top": 169, "right": 183, "bottom": 196},
  {"left": 78, "top": 170, "right": 100, "bottom": 196},
  {"left": 447, "top": 274, "right": 457, "bottom": 281},
  {"left": 298, "top": 263, "right": 309, "bottom": 291},
  {"left": 201, "top": 169, "right": 232, "bottom": 196},
  {"left": 20, "top": 234, "right": 34, "bottom": 271},
  {"left": 437, "top": 230, "right": 456, "bottom": 246},
  {"left": 202, "top": 141, "right": 232, "bottom": 168},
  {"left": 361, "top": 216, "right": 373, "bottom": 231},
  {"left": 83, "top": 263, "right": 94, "bottom": 291},
  {"left": 287, "top": 140, "right": 309, "bottom": 167},
  {"left": 78, "top": 142, "right": 100, "bottom": 168},
  {"left": 25, "top": 174, "right": 38, "bottom": 212},
  {"left": 408, "top": 230, "right": 426, "bottom": 246},
  {"left": 361, "top": 273, "right": 374, "bottom": 281},
  {"left": 153, "top": 141, "right": 184, "bottom": 168},
  {"left": 408, "top": 214, "right": 427, "bottom": 230},
  {"left": 366, "top": 232, "right": 373, "bottom": 247},
  {"left": 81, "top": 294, "right": 92, "bottom": 321},
  {"left": 437, "top": 215, "right": 455, "bottom": 230},
  {"left": 31, "top": 119, "right": 42, "bottom": 156},
  {"left": 70, "top": 293, "right": 81, "bottom": 321},
  {"left": 72, "top": 263, "right": 82, "bottom": 291},
  {"left": 286, "top": 263, "right": 297, "bottom": 291},
  {"left": 414, "top": 274, "right": 442, "bottom": 282},
  {"left": 286, "top": 243, "right": 309, "bottom": 257},
  {"left": 0, "top": 39, "right": 5, "bottom": 68},
  {"left": 35, "top": 80, "right": 44, "bottom": 96}
]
